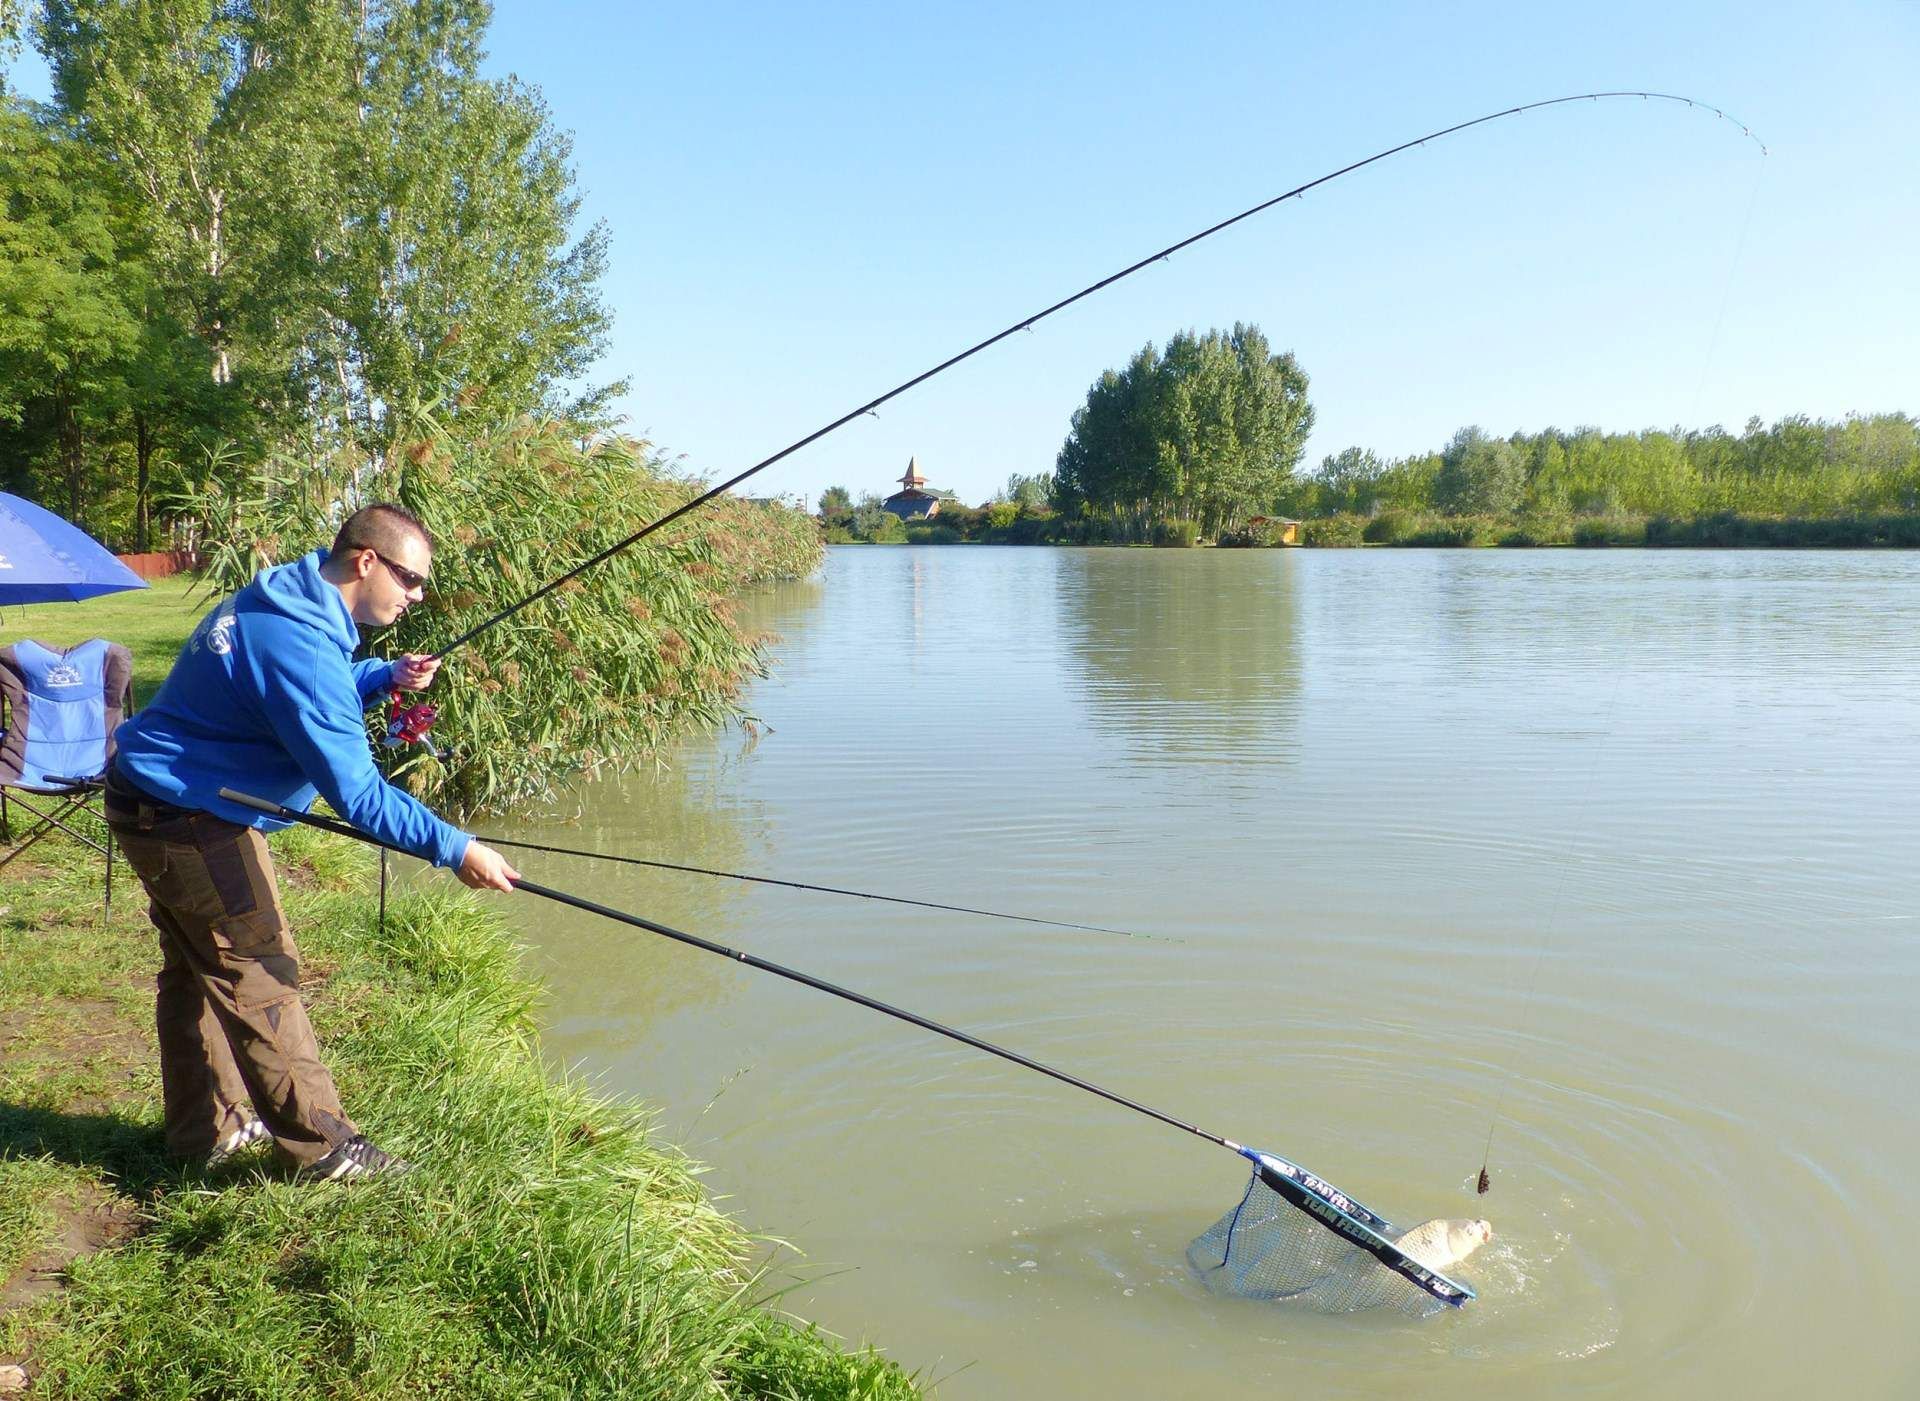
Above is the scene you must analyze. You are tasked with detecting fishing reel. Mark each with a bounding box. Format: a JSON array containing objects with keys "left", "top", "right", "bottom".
[{"left": 383, "top": 692, "right": 452, "bottom": 761}]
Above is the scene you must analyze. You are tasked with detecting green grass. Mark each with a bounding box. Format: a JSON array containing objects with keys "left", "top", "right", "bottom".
[
  {"left": 3, "top": 575, "right": 206, "bottom": 705},
  {"left": 1, "top": 829, "right": 923, "bottom": 1399}
]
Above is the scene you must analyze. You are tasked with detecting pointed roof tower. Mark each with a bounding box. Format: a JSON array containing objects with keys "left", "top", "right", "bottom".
[{"left": 898, "top": 457, "right": 928, "bottom": 489}]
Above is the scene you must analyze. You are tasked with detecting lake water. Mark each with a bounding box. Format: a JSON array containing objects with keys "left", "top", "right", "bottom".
[{"left": 489, "top": 546, "right": 1920, "bottom": 1398}]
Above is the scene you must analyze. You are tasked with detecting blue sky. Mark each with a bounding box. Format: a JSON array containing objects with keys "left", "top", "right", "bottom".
[{"left": 16, "top": 3, "right": 1920, "bottom": 506}]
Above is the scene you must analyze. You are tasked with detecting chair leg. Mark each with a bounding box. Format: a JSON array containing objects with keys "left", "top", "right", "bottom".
[
  {"left": 0, "top": 795, "right": 107, "bottom": 864},
  {"left": 0, "top": 790, "right": 117, "bottom": 918}
]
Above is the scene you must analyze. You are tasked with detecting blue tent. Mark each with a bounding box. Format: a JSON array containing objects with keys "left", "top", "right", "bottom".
[{"left": 0, "top": 493, "right": 148, "bottom": 604}]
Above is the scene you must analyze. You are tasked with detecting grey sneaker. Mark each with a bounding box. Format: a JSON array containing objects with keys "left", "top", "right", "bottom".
[
  {"left": 206, "top": 1117, "right": 271, "bottom": 1168},
  {"left": 301, "top": 1134, "right": 413, "bottom": 1182}
]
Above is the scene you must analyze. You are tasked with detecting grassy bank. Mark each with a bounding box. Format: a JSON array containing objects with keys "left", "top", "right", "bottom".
[
  {"left": 3, "top": 579, "right": 919, "bottom": 1396},
  {"left": 0, "top": 825, "right": 920, "bottom": 1398}
]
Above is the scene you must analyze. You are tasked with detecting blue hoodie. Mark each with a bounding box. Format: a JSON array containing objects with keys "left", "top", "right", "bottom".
[{"left": 114, "top": 549, "right": 471, "bottom": 870}]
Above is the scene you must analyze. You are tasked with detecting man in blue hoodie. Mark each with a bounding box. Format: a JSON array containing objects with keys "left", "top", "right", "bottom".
[{"left": 106, "top": 503, "right": 519, "bottom": 1181}]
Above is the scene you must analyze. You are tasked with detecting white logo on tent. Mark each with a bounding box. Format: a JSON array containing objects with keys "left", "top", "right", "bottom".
[{"left": 0, "top": 552, "right": 13, "bottom": 569}]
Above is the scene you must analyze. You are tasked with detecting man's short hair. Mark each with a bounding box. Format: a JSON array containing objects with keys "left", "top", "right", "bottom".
[{"left": 329, "top": 503, "right": 433, "bottom": 562}]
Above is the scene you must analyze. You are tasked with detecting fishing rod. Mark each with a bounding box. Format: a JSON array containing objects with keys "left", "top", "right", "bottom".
[
  {"left": 427, "top": 91, "right": 1764, "bottom": 664},
  {"left": 472, "top": 833, "right": 1176, "bottom": 941},
  {"left": 220, "top": 786, "right": 1476, "bottom": 1307}
]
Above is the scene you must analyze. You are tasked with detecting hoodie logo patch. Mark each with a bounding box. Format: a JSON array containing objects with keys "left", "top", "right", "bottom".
[{"left": 195, "top": 604, "right": 238, "bottom": 656}]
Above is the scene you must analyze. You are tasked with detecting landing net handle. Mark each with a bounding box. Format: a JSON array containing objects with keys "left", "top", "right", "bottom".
[
  {"left": 224, "top": 784, "right": 1476, "bottom": 1311},
  {"left": 1240, "top": 1149, "right": 1476, "bottom": 1307}
]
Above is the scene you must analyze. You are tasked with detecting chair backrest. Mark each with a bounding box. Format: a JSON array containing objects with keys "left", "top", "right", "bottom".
[{"left": 0, "top": 639, "right": 134, "bottom": 788}]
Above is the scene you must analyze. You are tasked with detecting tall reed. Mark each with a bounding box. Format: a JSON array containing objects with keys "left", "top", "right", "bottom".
[{"left": 182, "top": 418, "right": 822, "bottom": 815}]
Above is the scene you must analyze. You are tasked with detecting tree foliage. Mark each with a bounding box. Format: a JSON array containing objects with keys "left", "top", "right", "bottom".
[
  {"left": 2, "top": 0, "right": 617, "bottom": 545},
  {"left": 0, "top": 105, "right": 221, "bottom": 541},
  {"left": 1053, "top": 324, "right": 1312, "bottom": 539},
  {"left": 1000, "top": 471, "right": 1053, "bottom": 511},
  {"left": 1433, "top": 425, "right": 1525, "bottom": 515},
  {"left": 1286, "top": 414, "right": 1920, "bottom": 525}
]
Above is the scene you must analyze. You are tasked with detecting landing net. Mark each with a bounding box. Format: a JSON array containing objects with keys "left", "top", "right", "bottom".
[{"left": 1186, "top": 1151, "right": 1475, "bottom": 1317}]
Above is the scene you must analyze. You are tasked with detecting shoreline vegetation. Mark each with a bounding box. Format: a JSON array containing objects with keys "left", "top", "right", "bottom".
[
  {"left": 823, "top": 506, "right": 1920, "bottom": 551},
  {"left": 3, "top": 580, "right": 919, "bottom": 1398},
  {"left": 1, "top": 828, "right": 920, "bottom": 1399},
  {"left": 186, "top": 421, "right": 826, "bottom": 817}
]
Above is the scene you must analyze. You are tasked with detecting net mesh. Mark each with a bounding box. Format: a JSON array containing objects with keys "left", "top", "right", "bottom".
[{"left": 1185, "top": 1154, "right": 1469, "bottom": 1318}]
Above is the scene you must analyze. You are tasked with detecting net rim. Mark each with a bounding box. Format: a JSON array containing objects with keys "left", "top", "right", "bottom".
[{"left": 1237, "top": 1148, "right": 1477, "bottom": 1308}]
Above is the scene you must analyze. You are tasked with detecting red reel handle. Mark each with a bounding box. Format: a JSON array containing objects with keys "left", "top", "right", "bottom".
[{"left": 385, "top": 691, "right": 440, "bottom": 747}]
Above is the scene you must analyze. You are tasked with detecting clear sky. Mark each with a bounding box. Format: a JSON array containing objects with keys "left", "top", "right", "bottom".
[{"left": 16, "top": 2, "right": 1920, "bottom": 507}]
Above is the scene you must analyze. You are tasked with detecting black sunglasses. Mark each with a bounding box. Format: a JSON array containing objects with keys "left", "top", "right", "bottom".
[{"left": 368, "top": 549, "right": 429, "bottom": 593}]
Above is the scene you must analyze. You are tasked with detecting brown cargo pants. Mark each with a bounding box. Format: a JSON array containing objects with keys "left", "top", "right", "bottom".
[{"left": 103, "top": 770, "right": 356, "bottom": 1166}]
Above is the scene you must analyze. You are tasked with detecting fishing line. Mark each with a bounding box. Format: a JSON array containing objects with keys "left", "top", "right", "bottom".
[
  {"left": 1474, "top": 585, "right": 1647, "bottom": 1194},
  {"left": 1476, "top": 127, "right": 1766, "bottom": 1192},
  {"left": 471, "top": 833, "right": 1176, "bottom": 941},
  {"left": 1688, "top": 149, "right": 1770, "bottom": 427},
  {"left": 428, "top": 92, "right": 1765, "bottom": 663},
  {"left": 222, "top": 786, "right": 1475, "bottom": 1311}
]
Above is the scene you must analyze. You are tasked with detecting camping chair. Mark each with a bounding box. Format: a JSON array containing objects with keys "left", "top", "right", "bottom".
[{"left": 0, "top": 639, "right": 135, "bottom": 914}]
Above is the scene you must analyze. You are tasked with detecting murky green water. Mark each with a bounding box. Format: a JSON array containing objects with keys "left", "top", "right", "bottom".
[{"left": 489, "top": 547, "right": 1920, "bottom": 1397}]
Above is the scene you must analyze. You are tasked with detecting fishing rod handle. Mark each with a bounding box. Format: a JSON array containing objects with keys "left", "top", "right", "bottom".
[{"left": 222, "top": 788, "right": 288, "bottom": 817}]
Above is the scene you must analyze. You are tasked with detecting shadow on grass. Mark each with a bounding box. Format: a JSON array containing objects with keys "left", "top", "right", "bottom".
[{"left": 0, "top": 1102, "right": 176, "bottom": 1198}]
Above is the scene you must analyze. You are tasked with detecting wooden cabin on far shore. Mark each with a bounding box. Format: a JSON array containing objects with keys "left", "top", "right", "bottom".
[{"left": 1246, "top": 515, "right": 1301, "bottom": 545}]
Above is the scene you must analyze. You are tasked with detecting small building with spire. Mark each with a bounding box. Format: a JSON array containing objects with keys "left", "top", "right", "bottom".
[{"left": 880, "top": 457, "right": 957, "bottom": 520}]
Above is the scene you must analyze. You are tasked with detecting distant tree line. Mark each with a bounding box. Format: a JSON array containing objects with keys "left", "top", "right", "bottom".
[
  {"left": 1286, "top": 414, "right": 1920, "bottom": 524},
  {"left": 821, "top": 328, "right": 1917, "bottom": 549},
  {"left": 815, "top": 474, "right": 1059, "bottom": 545},
  {"left": 819, "top": 410, "right": 1920, "bottom": 550}
]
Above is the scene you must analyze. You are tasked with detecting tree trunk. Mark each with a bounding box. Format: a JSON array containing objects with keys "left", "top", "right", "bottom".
[
  {"left": 56, "top": 385, "right": 85, "bottom": 523},
  {"left": 134, "top": 412, "right": 154, "bottom": 551},
  {"left": 209, "top": 188, "right": 230, "bottom": 383}
]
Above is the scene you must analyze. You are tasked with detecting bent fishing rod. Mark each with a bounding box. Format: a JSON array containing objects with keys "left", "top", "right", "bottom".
[
  {"left": 220, "top": 786, "right": 1474, "bottom": 1305},
  {"left": 470, "top": 833, "right": 1175, "bottom": 941},
  {"left": 428, "top": 91, "right": 1764, "bottom": 663}
]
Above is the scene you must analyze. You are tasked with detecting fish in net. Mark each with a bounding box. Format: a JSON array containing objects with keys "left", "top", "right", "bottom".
[{"left": 1187, "top": 1150, "right": 1486, "bottom": 1316}]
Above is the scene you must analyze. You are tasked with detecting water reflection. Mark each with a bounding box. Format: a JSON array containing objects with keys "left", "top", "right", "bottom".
[
  {"left": 497, "top": 546, "right": 1920, "bottom": 1400},
  {"left": 487, "top": 763, "right": 769, "bottom": 1036},
  {"left": 1055, "top": 550, "right": 1302, "bottom": 768},
  {"left": 733, "top": 571, "right": 828, "bottom": 654}
]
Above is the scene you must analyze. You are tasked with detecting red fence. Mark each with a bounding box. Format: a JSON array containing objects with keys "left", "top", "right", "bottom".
[{"left": 116, "top": 550, "right": 200, "bottom": 580}]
